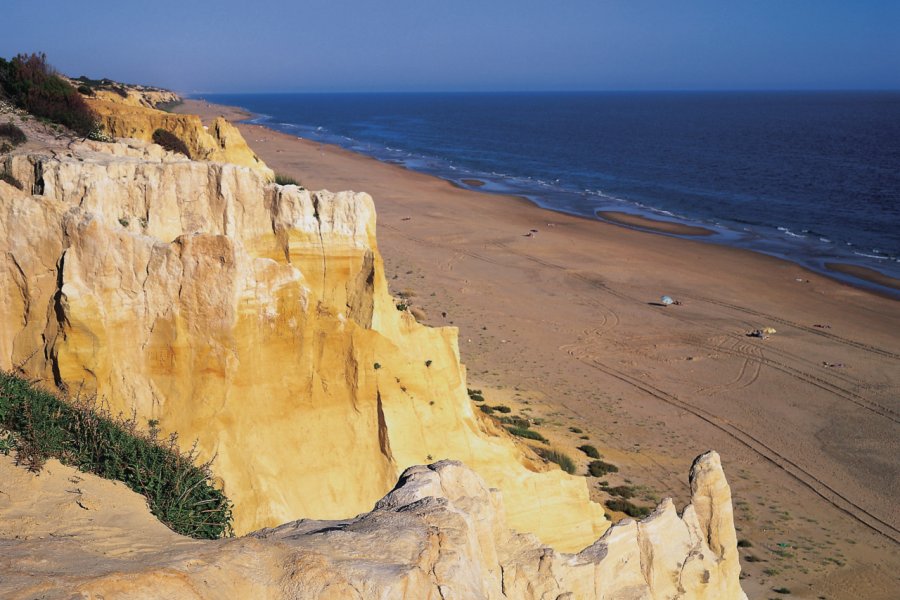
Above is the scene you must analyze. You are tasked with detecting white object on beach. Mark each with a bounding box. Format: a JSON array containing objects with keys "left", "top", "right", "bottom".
[{"left": 660, "top": 295, "right": 675, "bottom": 305}]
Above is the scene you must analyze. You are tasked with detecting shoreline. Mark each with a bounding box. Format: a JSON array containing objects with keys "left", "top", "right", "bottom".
[
  {"left": 188, "top": 95, "right": 899, "bottom": 299},
  {"left": 596, "top": 210, "right": 716, "bottom": 237},
  {"left": 176, "top": 97, "right": 900, "bottom": 598}
]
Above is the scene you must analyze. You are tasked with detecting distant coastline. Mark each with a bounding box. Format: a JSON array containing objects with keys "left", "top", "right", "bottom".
[{"left": 190, "top": 92, "right": 900, "bottom": 299}]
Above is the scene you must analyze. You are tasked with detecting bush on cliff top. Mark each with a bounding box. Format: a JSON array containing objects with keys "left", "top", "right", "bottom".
[
  {"left": 0, "top": 371, "right": 233, "bottom": 539},
  {"left": 0, "top": 53, "right": 97, "bottom": 136}
]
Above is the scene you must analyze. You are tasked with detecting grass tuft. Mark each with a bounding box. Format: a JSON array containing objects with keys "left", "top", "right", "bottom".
[
  {"left": 0, "top": 371, "right": 232, "bottom": 539},
  {"left": 602, "top": 484, "right": 635, "bottom": 498},
  {"left": 536, "top": 447, "right": 577, "bottom": 474},
  {"left": 274, "top": 173, "right": 302, "bottom": 186},
  {"left": 577, "top": 444, "right": 600, "bottom": 458},
  {"left": 605, "top": 498, "right": 651, "bottom": 519},
  {"left": 506, "top": 426, "right": 548, "bottom": 443},
  {"left": 587, "top": 459, "right": 619, "bottom": 477}
]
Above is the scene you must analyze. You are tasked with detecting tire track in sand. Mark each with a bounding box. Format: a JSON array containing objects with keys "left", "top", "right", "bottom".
[
  {"left": 489, "top": 241, "right": 899, "bottom": 424},
  {"left": 560, "top": 334, "right": 900, "bottom": 544}
]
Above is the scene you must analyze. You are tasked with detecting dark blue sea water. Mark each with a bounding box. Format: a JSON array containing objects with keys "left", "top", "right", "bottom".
[{"left": 203, "top": 92, "right": 900, "bottom": 295}]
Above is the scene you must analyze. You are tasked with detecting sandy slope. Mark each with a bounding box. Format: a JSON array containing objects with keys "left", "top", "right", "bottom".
[{"left": 171, "top": 100, "right": 900, "bottom": 598}]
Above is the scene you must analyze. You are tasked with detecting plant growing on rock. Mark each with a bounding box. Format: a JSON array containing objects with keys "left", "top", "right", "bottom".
[
  {"left": 274, "top": 173, "right": 302, "bottom": 186},
  {"left": 536, "top": 447, "right": 577, "bottom": 474},
  {"left": 506, "top": 426, "right": 548, "bottom": 443}
]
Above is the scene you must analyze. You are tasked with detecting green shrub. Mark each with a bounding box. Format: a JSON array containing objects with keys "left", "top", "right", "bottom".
[
  {"left": 737, "top": 539, "right": 752, "bottom": 548},
  {"left": 0, "top": 371, "right": 232, "bottom": 539},
  {"left": 536, "top": 448, "right": 576, "bottom": 474},
  {"left": 479, "top": 404, "right": 495, "bottom": 415},
  {"left": 568, "top": 426, "right": 583, "bottom": 434},
  {"left": 499, "top": 415, "right": 530, "bottom": 429},
  {"left": 0, "top": 53, "right": 97, "bottom": 136},
  {"left": 152, "top": 128, "right": 190, "bottom": 157},
  {"left": 605, "top": 498, "right": 650, "bottom": 519},
  {"left": 0, "top": 122, "right": 27, "bottom": 146},
  {"left": 772, "top": 587, "right": 791, "bottom": 595},
  {"left": 506, "top": 426, "right": 547, "bottom": 443},
  {"left": 577, "top": 444, "right": 600, "bottom": 459},
  {"left": 466, "top": 388, "right": 484, "bottom": 402},
  {"left": 76, "top": 84, "right": 94, "bottom": 96},
  {"left": 274, "top": 173, "right": 301, "bottom": 186},
  {"left": 492, "top": 405, "right": 511, "bottom": 413},
  {"left": 588, "top": 459, "right": 619, "bottom": 477},
  {"left": 604, "top": 485, "right": 635, "bottom": 498}
]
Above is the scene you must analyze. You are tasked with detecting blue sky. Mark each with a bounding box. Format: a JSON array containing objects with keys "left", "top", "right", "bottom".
[{"left": 2, "top": 0, "right": 898, "bottom": 92}]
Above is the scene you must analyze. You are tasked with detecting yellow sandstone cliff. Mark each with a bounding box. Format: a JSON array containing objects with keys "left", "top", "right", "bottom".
[
  {"left": 84, "top": 92, "right": 274, "bottom": 179},
  {"left": 0, "top": 133, "right": 606, "bottom": 551}
]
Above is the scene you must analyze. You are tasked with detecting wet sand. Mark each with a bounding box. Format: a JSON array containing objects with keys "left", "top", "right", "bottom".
[
  {"left": 597, "top": 210, "right": 716, "bottom": 236},
  {"left": 827, "top": 262, "right": 900, "bottom": 292},
  {"left": 179, "top": 99, "right": 900, "bottom": 599}
]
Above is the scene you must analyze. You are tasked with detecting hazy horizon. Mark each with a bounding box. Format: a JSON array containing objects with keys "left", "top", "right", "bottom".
[{"left": 2, "top": 1, "right": 898, "bottom": 93}]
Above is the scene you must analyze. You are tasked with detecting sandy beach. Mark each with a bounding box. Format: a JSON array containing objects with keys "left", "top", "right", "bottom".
[{"left": 178, "top": 99, "right": 900, "bottom": 599}]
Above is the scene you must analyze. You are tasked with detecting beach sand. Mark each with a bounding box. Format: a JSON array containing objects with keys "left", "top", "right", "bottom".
[{"left": 178, "top": 99, "right": 900, "bottom": 599}]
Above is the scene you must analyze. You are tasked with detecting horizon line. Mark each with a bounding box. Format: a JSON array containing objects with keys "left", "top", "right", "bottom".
[{"left": 188, "top": 87, "right": 900, "bottom": 96}]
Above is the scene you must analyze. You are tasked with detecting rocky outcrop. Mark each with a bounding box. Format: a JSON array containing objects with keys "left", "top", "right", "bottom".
[
  {"left": 0, "top": 451, "right": 746, "bottom": 599},
  {"left": 85, "top": 95, "right": 274, "bottom": 178},
  {"left": 0, "top": 138, "right": 605, "bottom": 551},
  {"left": 64, "top": 76, "right": 181, "bottom": 109}
]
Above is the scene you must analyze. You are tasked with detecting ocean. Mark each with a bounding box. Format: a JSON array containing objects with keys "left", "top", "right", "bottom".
[{"left": 203, "top": 91, "right": 900, "bottom": 295}]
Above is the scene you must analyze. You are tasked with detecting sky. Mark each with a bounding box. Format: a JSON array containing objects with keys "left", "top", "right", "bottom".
[{"left": 1, "top": 0, "right": 898, "bottom": 93}]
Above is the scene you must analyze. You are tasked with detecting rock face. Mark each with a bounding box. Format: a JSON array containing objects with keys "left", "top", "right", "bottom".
[
  {"left": 0, "top": 138, "right": 605, "bottom": 550},
  {"left": 64, "top": 76, "right": 181, "bottom": 109},
  {"left": 0, "top": 451, "right": 746, "bottom": 599},
  {"left": 85, "top": 94, "right": 274, "bottom": 178}
]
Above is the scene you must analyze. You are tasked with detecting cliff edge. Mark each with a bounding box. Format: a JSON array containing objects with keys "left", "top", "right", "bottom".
[{"left": 0, "top": 450, "right": 746, "bottom": 599}]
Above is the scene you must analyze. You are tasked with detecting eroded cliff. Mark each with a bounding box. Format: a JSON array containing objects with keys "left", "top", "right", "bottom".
[
  {"left": 85, "top": 91, "right": 274, "bottom": 178},
  {"left": 0, "top": 137, "right": 606, "bottom": 551},
  {"left": 0, "top": 450, "right": 746, "bottom": 599}
]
